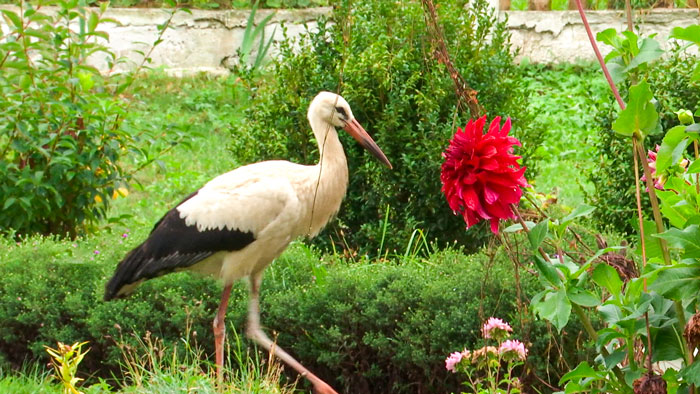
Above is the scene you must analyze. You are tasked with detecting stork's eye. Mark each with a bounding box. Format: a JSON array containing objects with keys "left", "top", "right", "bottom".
[{"left": 335, "top": 106, "right": 348, "bottom": 119}]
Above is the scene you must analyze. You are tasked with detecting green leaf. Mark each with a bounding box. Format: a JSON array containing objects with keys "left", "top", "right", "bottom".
[
  {"left": 561, "top": 204, "right": 596, "bottom": 225},
  {"left": 687, "top": 159, "right": 700, "bottom": 174},
  {"left": 533, "top": 287, "right": 571, "bottom": 332},
  {"left": 670, "top": 25, "right": 700, "bottom": 46},
  {"left": 650, "top": 263, "right": 700, "bottom": 301},
  {"left": 625, "top": 37, "right": 663, "bottom": 71},
  {"left": 559, "top": 361, "right": 600, "bottom": 385},
  {"left": 603, "top": 349, "right": 626, "bottom": 371},
  {"left": 528, "top": 219, "right": 549, "bottom": 250},
  {"left": 567, "top": 287, "right": 600, "bottom": 307},
  {"left": 534, "top": 255, "right": 562, "bottom": 286},
  {"left": 656, "top": 125, "right": 689, "bottom": 173},
  {"left": 680, "top": 359, "right": 700, "bottom": 386},
  {"left": 1, "top": 10, "right": 23, "bottom": 30},
  {"left": 592, "top": 263, "right": 622, "bottom": 295},
  {"left": 503, "top": 221, "right": 535, "bottom": 232},
  {"left": 612, "top": 81, "right": 659, "bottom": 138},
  {"left": 692, "top": 64, "right": 700, "bottom": 83},
  {"left": 655, "top": 225, "right": 700, "bottom": 258},
  {"left": 656, "top": 190, "right": 693, "bottom": 228},
  {"left": 596, "top": 28, "right": 619, "bottom": 48}
]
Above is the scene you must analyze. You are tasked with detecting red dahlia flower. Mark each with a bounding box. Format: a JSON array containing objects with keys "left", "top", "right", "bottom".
[{"left": 440, "top": 116, "right": 528, "bottom": 234}]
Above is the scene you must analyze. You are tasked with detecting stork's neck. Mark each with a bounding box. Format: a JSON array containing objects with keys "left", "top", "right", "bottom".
[
  {"left": 309, "top": 116, "right": 347, "bottom": 168},
  {"left": 302, "top": 116, "right": 349, "bottom": 237}
]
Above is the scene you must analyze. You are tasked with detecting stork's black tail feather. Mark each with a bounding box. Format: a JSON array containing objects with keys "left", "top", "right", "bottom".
[
  {"left": 104, "top": 245, "right": 147, "bottom": 301},
  {"left": 104, "top": 191, "right": 255, "bottom": 301}
]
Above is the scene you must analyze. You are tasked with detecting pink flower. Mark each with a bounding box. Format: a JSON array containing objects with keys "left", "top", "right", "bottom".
[
  {"left": 445, "top": 351, "right": 463, "bottom": 372},
  {"left": 641, "top": 145, "right": 665, "bottom": 190},
  {"left": 440, "top": 116, "right": 528, "bottom": 234},
  {"left": 482, "top": 317, "right": 512, "bottom": 340},
  {"left": 499, "top": 339, "right": 528, "bottom": 361},
  {"left": 94, "top": 250, "right": 100, "bottom": 255}
]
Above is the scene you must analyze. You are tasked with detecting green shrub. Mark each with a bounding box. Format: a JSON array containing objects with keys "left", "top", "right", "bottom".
[
  {"left": 0, "top": 1, "right": 181, "bottom": 238},
  {"left": 588, "top": 47, "right": 700, "bottom": 233},
  {"left": 233, "top": 0, "right": 534, "bottom": 255},
  {"left": 0, "top": 234, "right": 587, "bottom": 392}
]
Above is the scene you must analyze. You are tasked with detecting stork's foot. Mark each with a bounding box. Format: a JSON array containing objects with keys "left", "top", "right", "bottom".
[{"left": 312, "top": 380, "right": 340, "bottom": 394}]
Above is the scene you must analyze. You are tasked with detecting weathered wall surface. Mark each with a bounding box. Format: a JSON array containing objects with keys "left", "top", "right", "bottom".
[
  {"left": 0, "top": 5, "right": 697, "bottom": 73},
  {"left": 505, "top": 9, "right": 700, "bottom": 63}
]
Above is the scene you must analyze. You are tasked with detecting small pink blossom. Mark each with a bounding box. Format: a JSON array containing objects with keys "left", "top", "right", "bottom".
[
  {"left": 482, "top": 317, "right": 512, "bottom": 339},
  {"left": 94, "top": 250, "right": 100, "bottom": 255},
  {"left": 499, "top": 339, "right": 528, "bottom": 361},
  {"left": 445, "top": 351, "right": 463, "bottom": 372},
  {"left": 122, "top": 232, "right": 129, "bottom": 238}
]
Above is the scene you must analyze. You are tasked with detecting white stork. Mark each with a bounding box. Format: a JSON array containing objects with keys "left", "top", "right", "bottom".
[{"left": 104, "top": 92, "right": 392, "bottom": 394}]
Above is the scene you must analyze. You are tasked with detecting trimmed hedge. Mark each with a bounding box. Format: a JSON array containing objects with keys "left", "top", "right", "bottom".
[{"left": 0, "top": 234, "right": 589, "bottom": 392}]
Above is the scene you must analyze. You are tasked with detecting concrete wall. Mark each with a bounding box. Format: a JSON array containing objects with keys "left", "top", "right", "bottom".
[{"left": 0, "top": 5, "right": 697, "bottom": 73}]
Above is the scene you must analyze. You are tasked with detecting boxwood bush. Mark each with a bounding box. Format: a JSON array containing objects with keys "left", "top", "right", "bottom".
[
  {"left": 0, "top": 235, "right": 587, "bottom": 392},
  {"left": 232, "top": 0, "right": 537, "bottom": 255}
]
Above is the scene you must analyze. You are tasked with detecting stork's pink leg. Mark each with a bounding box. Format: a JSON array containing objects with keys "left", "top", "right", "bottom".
[
  {"left": 246, "top": 272, "right": 339, "bottom": 394},
  {"left": 213, "top": 283, "right": 233, "bottom": 382}
]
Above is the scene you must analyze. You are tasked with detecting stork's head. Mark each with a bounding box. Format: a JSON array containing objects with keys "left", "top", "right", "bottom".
[{"left": 309, "top": 91, "right": 392, "bottom": 169}]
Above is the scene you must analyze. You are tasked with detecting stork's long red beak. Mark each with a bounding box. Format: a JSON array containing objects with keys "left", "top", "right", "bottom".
[{"left": 344, "top": 118, "right": 393, "bottom": 169}]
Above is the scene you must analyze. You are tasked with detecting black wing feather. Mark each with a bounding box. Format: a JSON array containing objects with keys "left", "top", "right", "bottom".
[{"left": 104, "top": 191, "right": 255, "bottom": 300}]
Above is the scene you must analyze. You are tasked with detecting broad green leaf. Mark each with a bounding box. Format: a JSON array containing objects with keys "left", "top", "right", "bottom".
[
  {"left": 670, "top": 25, "right": 700, "bottom": 46},
  {"left": 597, "top": 328, "right": 626, "bottom": 347},
  {"left": 592, "top": 263, "right": 622, "bottom": 295},
  {"left": 503, "top": 221, "right": 535, "bottom": 232},
  {"left": 680, "top": 359, "right": 700, "bottom": 386},
  {"left": 656, "top": 190, "right": 693, "bottom": 228},
  {"left": 596, "top": 28, "right": 619, "bottom": 48},
  {"left": 599, "top": 303, "right": 624, "bottom": 325},
  {"left": 567, "top": 287, "right": 600, "bottom": 307},
  {"left": 561, "top": 204, "right": 596, "bottom": 225},
  {"left": 533, "top": 287, "right": 571, "bottom": 332},
  {"left": 652, "top": 328, "right": 684, "bottom": 362},
  {"left": 559, "top": 361, "right": 600, "bottom": 385},
  {"left": 650, "top": 263, "right": 700, "bottom": 301},
  {"left": 685, "top": 159, "right": 700, "bottom": 173},
  {"left": 656, "top": 125, "right": 689, "bottom": 173},
  {"left": 603, "top": 349, "right": 626, "bottom": 371},
  {"left": 534, "top": 255, "right": 562, "bottom": 286},
  {"left": 625, "top": 37, "right": 663, "bottom": 71},
  {"left": 636, "top": 219, "right": 664, "bottom": 260},
  {"left": 607, "top": 61, "right": 626, "bottom": 84},
  {"left": 528, "top": 219, "right": 549, "bottom": 250},
  {"left": 655, "top": 225, "right": 700, "bottom": 258},
  {"left": 612, "top": 81, "right": 658, "bottom": 138}
]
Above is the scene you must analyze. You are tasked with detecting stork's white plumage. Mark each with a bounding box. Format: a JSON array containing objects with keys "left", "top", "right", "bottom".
[{"left": 104, "top": 92, "right": 392, "bottom": 394}]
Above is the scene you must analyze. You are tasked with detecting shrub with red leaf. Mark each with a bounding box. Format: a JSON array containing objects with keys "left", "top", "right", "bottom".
[{"left": 440, "top": 116, "right": 528, "bottom": 234}]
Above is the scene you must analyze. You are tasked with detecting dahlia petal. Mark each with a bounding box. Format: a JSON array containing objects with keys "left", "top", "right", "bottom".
[
  {"left": 481, "top": 158, "right": 499, "bottom": 171},
  {"left": 488, "top": 117, "right": 502, "bottom": 136},
  {"left": 490, "top": 219, "right": 500, "bottom": 234},
  {"left": 500, "top": 118, "right": 512, "bottom": 137},
  {"left": 484, "top": 185, "right": 499, "bottom": 204}
]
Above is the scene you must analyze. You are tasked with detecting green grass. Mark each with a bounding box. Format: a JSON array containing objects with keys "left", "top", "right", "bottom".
[{"left": 520, "top": 62, "right": 610, "bottom": 208}]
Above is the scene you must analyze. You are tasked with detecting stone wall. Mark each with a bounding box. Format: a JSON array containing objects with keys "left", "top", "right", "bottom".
[
  {"left": 0, "top": 5, "right": 697, "bottom": 73},
  {"left": 505, "top": 9, "right": 699, "bottom": 63}
]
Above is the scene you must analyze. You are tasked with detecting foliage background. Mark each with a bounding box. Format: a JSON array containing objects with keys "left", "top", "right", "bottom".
[{"left": 234, "top": 0, "right": 536, "bottom": 255}]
